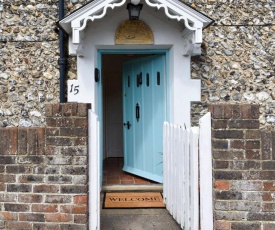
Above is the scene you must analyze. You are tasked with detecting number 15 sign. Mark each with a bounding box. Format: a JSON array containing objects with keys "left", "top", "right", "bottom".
[{"left": 68, "top": 80, "right": 81, "bottom": 102}]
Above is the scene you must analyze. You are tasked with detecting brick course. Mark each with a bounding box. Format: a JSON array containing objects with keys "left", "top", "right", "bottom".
[
  {"left": 210, "top": 104, "right": 275, "bottom": 229},
  {"left": 0, "top": 103, "right": 89, "bottom": 229}
]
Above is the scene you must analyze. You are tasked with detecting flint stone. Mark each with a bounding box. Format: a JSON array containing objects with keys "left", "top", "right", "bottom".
[
  {"left": 19, "top": 119, "right": 32, "bottom": 127},
  {"left": 46, "top": 94, "right": 54, "bottom": 101},
  {"left": 209, "top": 96, "right": 220, "bottom": 102},
  {"left": 26, "top": 5, "right": 36, "bottom": 10},
  {"left": 253, "top": 64, "right": 261, "bottom": 69},
  {"left": 224, "top": 50, "right": 233, "bottom": 56},
  {"left": 227, "top": 34, "right": 235, "bottom": 40},
  {"left": 18, "top": 86, "right": 27, "bottom": 92},
  {"left": 256, "top": 92, "right": 269, "bottom": 101},
  {"left": 9, "top": 93, "right": 20, "bottom": 102},
  {"left": 30, "top": 111, "right": 42, "bottom": 117},
  {"left": 243, "top": 93, "right": 255, "bottom": 101},
  {"left": 0, "top": 95, "right": 8, "bottom": 102},
  {"left": 5, "top": 110, "right": 13, "bottom": 116},
  {"left": 221, "top": 42, "right": 229, "bottom": 49},
  {"left": 0, "top": 86, "right": 8, "bottom": 94},
  {"left": 0, "top": 73, "right": 11, "bottom": 80},
  {"left": 3, "top": 120, "right": 11, "bottom": 127},
  {"left": 268, "top": 102, "right": 275, "bottom": 108},
  {"left": 232, "top": 93, "right": 242, "bottom": 101},
  {"left": 266, "top": 116, "right": 275, "bottom": 124},
  {"left": 231, "top": 63, "right": 240, "bottom": 69},
  {"left": 32, "top": 117, "right": 42, "bottom": 126}
]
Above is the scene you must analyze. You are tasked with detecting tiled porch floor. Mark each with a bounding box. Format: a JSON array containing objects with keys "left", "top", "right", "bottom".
[{"left": 103, "top": 157, "right": 158, "bottom": 185}]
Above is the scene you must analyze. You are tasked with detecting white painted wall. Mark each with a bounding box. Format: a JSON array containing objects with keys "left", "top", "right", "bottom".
[{"left": 68, "top": 4, "right": 201, "bottom": 128}]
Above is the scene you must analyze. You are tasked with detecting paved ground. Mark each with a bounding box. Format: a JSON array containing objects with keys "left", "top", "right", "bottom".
[
  {"left": 101, "top": 205, "right": 182, "bottom": 230},
  {"left": 100, "top": 209, "right": 181, "bottom": 230}
]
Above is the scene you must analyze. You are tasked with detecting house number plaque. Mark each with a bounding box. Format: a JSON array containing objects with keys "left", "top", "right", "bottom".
[
  {"left": 67, "top": 80, "right": 82, "bottom": 102},
  {"left": 115, "top": 20, "right": 154, "bottom": 45}
]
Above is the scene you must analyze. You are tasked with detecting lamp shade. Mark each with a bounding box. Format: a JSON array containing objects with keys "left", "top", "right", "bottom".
[
  {"left": 131, "top": 0, "right": 140, "bottom": 5},
  {"left": 127, "top": 3, "right": 143, "bottom": 20}
]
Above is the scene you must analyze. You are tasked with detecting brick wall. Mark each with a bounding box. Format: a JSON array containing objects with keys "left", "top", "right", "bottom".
[
  {"left": 210, "top": 104, "right": 275, "bottom": 230},
  {"left": 0, "top": 103, "right": 90, "bottom": 229},
  {"left": 2, "top": 102, "right": 275, "bottom": 229}
]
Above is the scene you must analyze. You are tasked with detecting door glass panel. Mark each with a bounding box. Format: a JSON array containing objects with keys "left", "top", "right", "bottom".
[
  {"left": 157, "top": 72, "right": 160, "bottom": 85},
  {"left": 136, "top": 72, "right": 142, "bottom": 87},
  {"left": 146, "top": 73, "right": 150, "bottom": 87}
]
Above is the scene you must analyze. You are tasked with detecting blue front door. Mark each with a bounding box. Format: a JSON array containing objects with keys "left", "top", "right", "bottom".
[{"left": 123, "top": 55, "right": 166, "bottom": 183}]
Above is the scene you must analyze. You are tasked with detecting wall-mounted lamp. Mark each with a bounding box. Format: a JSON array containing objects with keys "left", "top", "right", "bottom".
[{"left": 127, "top": 2, "right": 143, "bottom": 20}]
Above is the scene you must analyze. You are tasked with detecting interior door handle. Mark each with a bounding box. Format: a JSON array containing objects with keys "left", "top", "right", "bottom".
[{"left": 136, "top": 103, "right": 140, "bottom": 122}]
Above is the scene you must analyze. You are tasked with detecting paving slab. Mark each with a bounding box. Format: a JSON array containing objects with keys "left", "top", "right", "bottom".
[{"left": 101, "top": 208, "right": 182, "bottom": 230}]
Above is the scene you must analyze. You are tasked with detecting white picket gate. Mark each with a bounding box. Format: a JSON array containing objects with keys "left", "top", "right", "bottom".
[
  {"left": 88, "top": 110, "right": 100, "bottom": 230},
  {"left": 163, "top": 112, "right": 213, "bottom": 230}
]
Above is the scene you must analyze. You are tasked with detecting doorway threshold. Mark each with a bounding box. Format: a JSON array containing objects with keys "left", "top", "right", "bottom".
[{"left": 102, "top": 184, "right": 163, "bottom": 192}]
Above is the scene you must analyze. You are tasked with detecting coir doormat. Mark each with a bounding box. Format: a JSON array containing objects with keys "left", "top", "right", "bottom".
[{"left": 103, "top": 192, "right": 165, "bottom": 209}]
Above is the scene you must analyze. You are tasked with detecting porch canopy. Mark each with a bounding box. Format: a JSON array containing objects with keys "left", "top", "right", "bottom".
[{"left": 58, "top": 0, "right": 214, "bottom": 56}]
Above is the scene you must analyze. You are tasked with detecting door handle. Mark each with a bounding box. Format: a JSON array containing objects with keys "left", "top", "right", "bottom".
[
  {"left": 136, "top": 103, "right": 140, "bottom": 122},
  {"left": 123, "top": 121, "right": 131, "bottom": 129}
]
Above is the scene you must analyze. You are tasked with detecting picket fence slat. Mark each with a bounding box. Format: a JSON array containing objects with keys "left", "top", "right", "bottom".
[
  {"left": 88, "top": 110, "right": 100, "bottom": 230},
  {"left": 199, "top": 112, "right": 213, "bottom": 230},
  {"left": 163, "top": 112, "right": 212, "bottom": 230},
  {"left": 190, "top": 127, "right": 199, "bottom": 230}
]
